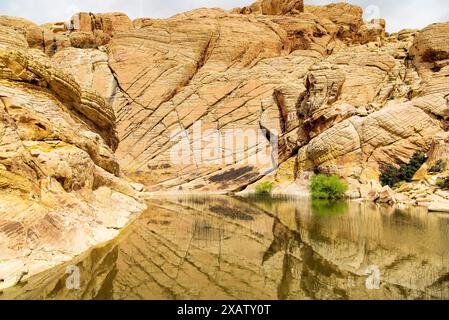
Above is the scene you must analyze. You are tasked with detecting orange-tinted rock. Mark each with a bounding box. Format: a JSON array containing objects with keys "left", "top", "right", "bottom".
[
  {"left": 235, "top": 0, "right": 304, "bottom": 15},
  {"left": 0, "top": 16, "right": 43, "bottom": 49},
  {"left": 97, "top": 13, "right": 133, "bottom": 34},
  {"left": 0, "top": 34, "right": 145, "bottom": 288},
  {"left": 305, "top": 3, "right": 364, "bottom": 31},
  {"left": 0, "top": 25, "right": 29, "bottom": 51},
  {"left": 411, "top": 23, "right": 449, "bottom": 65},
  {"left": 69, "top": 31, "right": 96, "bottom": 48},
  {"left": 69, "top": 12, "right": 132, "bottom": 35},
  {"left": 42, "top": 30, "right": 71, "bottom": 56}
]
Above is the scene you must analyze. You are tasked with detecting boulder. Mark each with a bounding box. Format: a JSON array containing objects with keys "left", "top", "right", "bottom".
[
  {"left": 235, "top": 0, "right": 304, "bottom": 15},
  {"left": 305, "top": 3, "right": 364, "bottom": 31},
  {"left": 411, "top": 23, "right": 449, "bottom": 65},
  {"left": 377, "top": 186, "right": 397, "bottom": 204},
  {"left": 69, "top": 12, "right": 132, "bottom": 35},
  {"left": 0, "top": 16, "right": 43, "bottom": 49},
  {"left": 69, "top": 31, "right": 97, "bottom": 48}
]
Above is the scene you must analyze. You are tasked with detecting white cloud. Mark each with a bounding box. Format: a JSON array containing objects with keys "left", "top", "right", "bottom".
[{"left": 0, "top": 0, "right": 448, "bottom": 32}]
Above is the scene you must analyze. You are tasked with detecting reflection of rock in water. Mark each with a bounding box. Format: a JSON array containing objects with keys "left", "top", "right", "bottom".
[
  {"left": 0, "top": 242, "right": 120, "bottom": 300},
  {"left": 209, "top": 206, "right": 255, "bottom": 221},
  {"left": 261, "top": 202, "right": 449, "bottom": 300},
  {"left": 3, "top": 196, "right": 449, "bottom": 300},
  {"left": 192, "top": 220, "right": 224, "bottom": 243}
]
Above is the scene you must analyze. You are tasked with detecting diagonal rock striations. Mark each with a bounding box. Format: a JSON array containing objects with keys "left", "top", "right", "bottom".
[
  {"left": 3, "top": 197, "right": 449, "bottom": 300},
  {"left": 0, "top": 19, "right": 146, "bottom": 291},
  {"left": 1, "top": 0, "right": 449, "bottom": 289},
  {"left": 1, "top": 0, "right": 448, "bottom": 199}
]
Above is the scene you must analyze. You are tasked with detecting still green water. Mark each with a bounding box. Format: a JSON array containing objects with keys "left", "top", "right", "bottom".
[{"left": 3, "top": 196, "right": 449, "bottom": 300}]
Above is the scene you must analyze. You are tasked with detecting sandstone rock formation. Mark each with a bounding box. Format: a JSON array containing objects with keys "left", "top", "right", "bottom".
[
  {"left": 293, "top": 21, "right": 449, "bottom": 200},
  {"left": 1, "top": 0, "right": 448, "bottom": 203},
  {"left": 0, "top": 20, "right": 145, "bottom": 290},
  {"left": 99, "top": 1, "right": 397, "bottom": 193},
  {"left": 390, "top": 132, "right": 449, "bottom": 211},
  {"left": 0, "top": 0, "right": 449, "bottom": 295},
  {"left": 233, "top": 0, "right": 304, "bottom": 15}
]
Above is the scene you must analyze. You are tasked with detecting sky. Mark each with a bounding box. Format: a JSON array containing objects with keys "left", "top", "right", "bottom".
[{"left": 1, "top": 0, "right": 449, "bottom": 32}]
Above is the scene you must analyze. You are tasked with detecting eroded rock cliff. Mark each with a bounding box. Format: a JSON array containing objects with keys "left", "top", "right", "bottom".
[
  {"left": 0, "top": 20, "right": 145, "bottom": 290},
  {"left": 2, "top": 0, "right": 449, "bottom": 199},
  {"left": 14, "top": 0, "right": 389, "bottom": 194},
  {"left": 1, "top": 0, "right": 449, "bottom": 288}
]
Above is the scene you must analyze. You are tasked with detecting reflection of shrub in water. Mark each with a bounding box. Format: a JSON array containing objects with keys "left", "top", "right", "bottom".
[
  {"left": 187, "top": 195, "right": 207, "bottom": 205},
  {"left": 312, "top": 199, "right": 348, "bottom": 217},
  {"left": 237, "top": 194, "right": 301, "bottom": 211},
  {"left": 238, "top": 194, "right": 274, "bottom": 210}
]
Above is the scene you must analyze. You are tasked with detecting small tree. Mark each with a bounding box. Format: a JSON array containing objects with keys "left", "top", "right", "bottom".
[
  {"left": 380, "top": 151, "right": 428, "bottom": 187},
  {"left": 380, "top": 164, "right": 401, "bottom": 187},
  {"left": 310, "top": 174, "right": 348, "bottom": 200}
]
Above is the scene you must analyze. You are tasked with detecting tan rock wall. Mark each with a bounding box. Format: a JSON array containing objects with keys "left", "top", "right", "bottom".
[
  {"left": 0, "top": 22, "right": 145, "bottom": 290},
  {"left": 2, "top": 1, "right": 449, "bottom": 198}
]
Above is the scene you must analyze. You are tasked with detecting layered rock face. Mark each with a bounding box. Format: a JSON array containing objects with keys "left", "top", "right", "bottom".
[
  {"left": 24, "top": 0, "right": 390, "bottom": 193},
  {"left": 294, "top": 22, "right": 449, "bottom": 199},
  {"left": 1, "top": 0, "right": 449, "bottom": 294},
  {"left": 111, "top": 1, "right": 445, "bottom": 196},
  {"left": 1, "top": 1, "right": 449, "bottom": 197},
  {"left": 233, "top": 0, "right": 305, "bottom": 15},
  {"left": 2, "top": 0, "right": 446, "bottom": 199},
  {"left": 0, "top": 21, "right": 145, "bottom": 290}
]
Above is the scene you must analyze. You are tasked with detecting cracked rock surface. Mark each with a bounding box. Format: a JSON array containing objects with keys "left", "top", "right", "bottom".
[
  {"left": 0, "top": 17, "right": 146, "bottom": 291},
  {"left": 1, "top": 0, "right": 449, "bottom": 296},
  {"left": 2, "top": 0, "right": 445, "bottom": 197},
  {"left": 0, "top": 0, "right": 403, "bottom": 193}
]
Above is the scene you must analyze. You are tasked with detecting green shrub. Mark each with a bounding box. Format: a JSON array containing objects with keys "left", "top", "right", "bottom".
[
  {"left": 310, "top": 174, "right": 348, "bottom": 200},
  {"left": 437, "top": 177, "right": 449, "bottom": 189},
  {"left": 380, "top": 151, "right": 428, "bottom": 187},
  {"left": 429, "top": 159, "right": 446, "bottom": 174},
  {"left": 402, "top": 151, "right": 427, "bottom": 181},
  {"left": 380, "top": 164, "right": 401, "bottom": 188},
  {"left": 255, "top": 181, "right": 274, "bottom": 195}
]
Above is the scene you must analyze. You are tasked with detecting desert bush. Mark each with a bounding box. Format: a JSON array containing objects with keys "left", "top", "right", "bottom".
[
  {"left": 310, "top": 174, "right": 348, "bottom": 200},
  {"left": 255, "top": 181, "right": 274, "bottom": 195},
  {"left": 380, "top": 164, "right": 401, "bottom": 188},
  {"left": 436, "top": 177, "right": 449, "bottom": 189},
  {"left": 380, "top": 152, "right": 428, "bottom": 187},
  {"left": 428, "top": 159, "right": 446, "bottom": 174}
]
